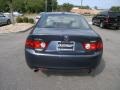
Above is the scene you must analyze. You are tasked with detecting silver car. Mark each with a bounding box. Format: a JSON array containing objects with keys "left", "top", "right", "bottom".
[{"left": 0, "top": 13, "right": 11, "bottom": 26}]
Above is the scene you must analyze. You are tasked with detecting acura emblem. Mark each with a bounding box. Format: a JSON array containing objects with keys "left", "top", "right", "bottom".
[{"left": 64, "top": 35, "right": 69, "bottom": 41}]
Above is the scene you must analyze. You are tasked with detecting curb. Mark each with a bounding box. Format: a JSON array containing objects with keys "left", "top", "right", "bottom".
[
  {"left": 16, "top": 26, "right": 34, "bottom": 33},
  {"left": 0, "top": 26, "right": 34, "bottom": 35}
]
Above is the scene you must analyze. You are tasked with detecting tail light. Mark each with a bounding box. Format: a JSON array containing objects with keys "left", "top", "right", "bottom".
[
  {"left": 25, "top": 39, "right": 48, "bottom": 49},
  {"left": 83, "top": 41, "right": 103, "bottom": 51}
]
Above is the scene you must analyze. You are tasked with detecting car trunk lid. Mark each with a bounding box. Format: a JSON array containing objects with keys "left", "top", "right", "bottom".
[{"left": 28, "top": 28, "right": 102, "bottom": 55}]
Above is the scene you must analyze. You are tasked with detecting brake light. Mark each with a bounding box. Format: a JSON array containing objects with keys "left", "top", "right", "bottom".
[
  {"left": 25, "top": 39, "right": 48, "bottom": 49},
  {"left": 34, "top": 40, "right": 41, "bottom": 48},
  {"left": 83, "top": 41, "right": 103, "bottom": 51},
  {"left": 97, "top": 41, "right": 103, "bottom": 50}
]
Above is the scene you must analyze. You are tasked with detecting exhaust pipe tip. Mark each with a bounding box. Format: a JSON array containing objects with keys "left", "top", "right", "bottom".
[{"left": 34, "top": 68, "right": 48, "bottom": 72}]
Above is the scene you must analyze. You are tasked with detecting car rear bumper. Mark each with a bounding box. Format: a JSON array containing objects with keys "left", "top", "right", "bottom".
[
  {"left": 25, "top": 49, "right": 102, "bottom": 70},
  {"left": 104, "top": 22, "right": 120, "bottom": 27}
]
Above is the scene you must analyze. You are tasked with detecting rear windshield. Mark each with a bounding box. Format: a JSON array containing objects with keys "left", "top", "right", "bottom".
[
  {"left": 109, "top": 12, "right": 120, "bottom": 17},
  {"left": 36, "top": 14, "right": 90, "bottom": 29}
]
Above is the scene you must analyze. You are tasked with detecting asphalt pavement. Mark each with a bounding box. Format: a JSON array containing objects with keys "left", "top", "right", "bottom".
[{"left": 0, "top": 18, "right": 120, "bottom": 90}]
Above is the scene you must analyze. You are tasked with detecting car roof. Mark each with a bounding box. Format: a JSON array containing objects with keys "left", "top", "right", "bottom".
[{"left": 42, "top": 12, "right": 81, "bottom": 16}]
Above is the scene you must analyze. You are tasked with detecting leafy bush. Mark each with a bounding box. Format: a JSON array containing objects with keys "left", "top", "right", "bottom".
[
  {"left": 28, "top": 18, "right": 34, "bottom": 24},
  {"left": 16, "top": 17, "right": 23, "bottom": 23},
  {"left": 23, "top": 17, "right": 28, "bottom": 23},
  {"left": 16, "top": 17, "right": 34, "bottom": 24},
  {"left": 110, "top": 6, "right": 120, "bottom": 12}
]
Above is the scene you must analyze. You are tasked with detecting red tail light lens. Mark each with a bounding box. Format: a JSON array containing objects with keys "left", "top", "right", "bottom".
[
  {"left": 83, "top": 41, "right": 103, "bottom": 51},
  {"left": 25, "top": 39, "right": 48, "bottom": 49},
  {"left": 34, "top": 40, "right": 41, "bottom": 48},
  {"left": 26, "top": 39, "right": 34, "bottom": 48},
  {"left": 97, "top": 41, "right": 103, "bottom": 50}
]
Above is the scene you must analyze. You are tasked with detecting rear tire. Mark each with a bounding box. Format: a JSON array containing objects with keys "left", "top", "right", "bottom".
[
  {"left": 7, "top": 20, "right": 11, "bottom": 25},
  {"left": 92, "top": 20, "right": 95, "bottom": 25},
  {"left": 115, "top": 27, "right": 119, "bottom": 30},
  {"left": 88, "top": 68, "right": 92, "bottom": 73}
]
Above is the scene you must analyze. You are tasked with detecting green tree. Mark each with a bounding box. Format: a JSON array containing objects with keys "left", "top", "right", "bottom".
[
  {"left": 47, "top": 0, "right": 57, "bottom": 12},
  {"left": 0, "top": 0, "right": 9, "bottom": 12},
  {"left": 0, "top": 0, "right": 58, "bottom": 13},
  {"left": 13, "top": 0, "right": 25, "bottom": 12},
  {"left": 94, "top": 6, "right": 98, "bottom": 10},
  {"left": 79, "top": 6, "right": 91, "bottom": 9},
  {"left": 57, "top": 5, "right": 63, "bottom": 11},
  {"left": 62, "top": 3, "right": 73, "bottom": 12},
  {"left": 52, "top": 0, "right": 58, "bottom": 11},
  {"left": 26, "top": 0, "right": 45, "bottom": 13},
  {"left": 110, "top": 6, "right": 120, "bottom": 12}
]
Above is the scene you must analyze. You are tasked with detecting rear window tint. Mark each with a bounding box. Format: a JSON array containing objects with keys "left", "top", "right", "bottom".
[
  {"left": 109, "top": 12, "right": 120, "bottom": 17},
  {"left": 37, "top": 14, "right": 90, "bottom": 29}
]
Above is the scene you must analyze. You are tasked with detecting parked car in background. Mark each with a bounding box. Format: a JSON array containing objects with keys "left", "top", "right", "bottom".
[
  {"left": 25, "top": 12, "right": 103, "bottom": 73},
  {"left": 35, "top": 12, "right": 45, "bottom": 23},
  {"left": 92, "top": 11, "right": 120, "bottom": 29},
  {"left": 3, "top": 12, "right": 10, "bottom": 17},
  {"left": 0, "top": 12, "right": 11, "bottom": 26},
  {"left": 13, "top": 12, "right": 23, "bottom": 17},
  {"left": 3, "top": 12, "right": 23, "bottom": 17}
]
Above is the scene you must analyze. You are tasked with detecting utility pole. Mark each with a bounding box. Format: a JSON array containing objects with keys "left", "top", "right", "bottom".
[
  {"left": 81, "top": 0, "right": 83, "bottom": 7},
  {"left": 45, "top": 0, "right": 47, "bottom": 12}
]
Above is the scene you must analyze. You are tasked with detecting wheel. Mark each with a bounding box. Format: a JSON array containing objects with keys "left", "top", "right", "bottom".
[
  {"left": 100, "top": 22, "right": 104, "bottom": 28},
  {"left": 88, "top": 68, "right": 92, "bottom": 73},
  {"left": 7, "top": 20, "right": 11, "bottom": 25},
  {"left": 92, "top": 20, "right": 95, "bottom": 25},
  {"left": 115, "top": 27, "right": 119, "bottom": 30}
]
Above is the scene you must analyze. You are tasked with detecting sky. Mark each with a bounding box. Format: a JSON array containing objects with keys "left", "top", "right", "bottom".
[{"left": 57, "top": 0, "right": 120, "bottom": 9}]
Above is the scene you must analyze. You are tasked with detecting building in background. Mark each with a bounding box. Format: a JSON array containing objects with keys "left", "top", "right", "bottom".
[{"left": 71, "top": 7, "right": 101, "bottom": 15}]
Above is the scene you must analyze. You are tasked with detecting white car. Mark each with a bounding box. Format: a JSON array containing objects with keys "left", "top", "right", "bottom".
[
  {"left": 3, "top": 12, "right": 10, "bottom": 17},
  {"left": 3, "top": 12, "right": 23, "bottom": 17},
  {"left": 13, "top": 12, "right": 23, "bottom": 17}
]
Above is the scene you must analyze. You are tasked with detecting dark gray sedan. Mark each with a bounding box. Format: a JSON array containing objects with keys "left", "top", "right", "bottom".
[{"left": 25, "top": 12, "right": 103, "bottom": 73}]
